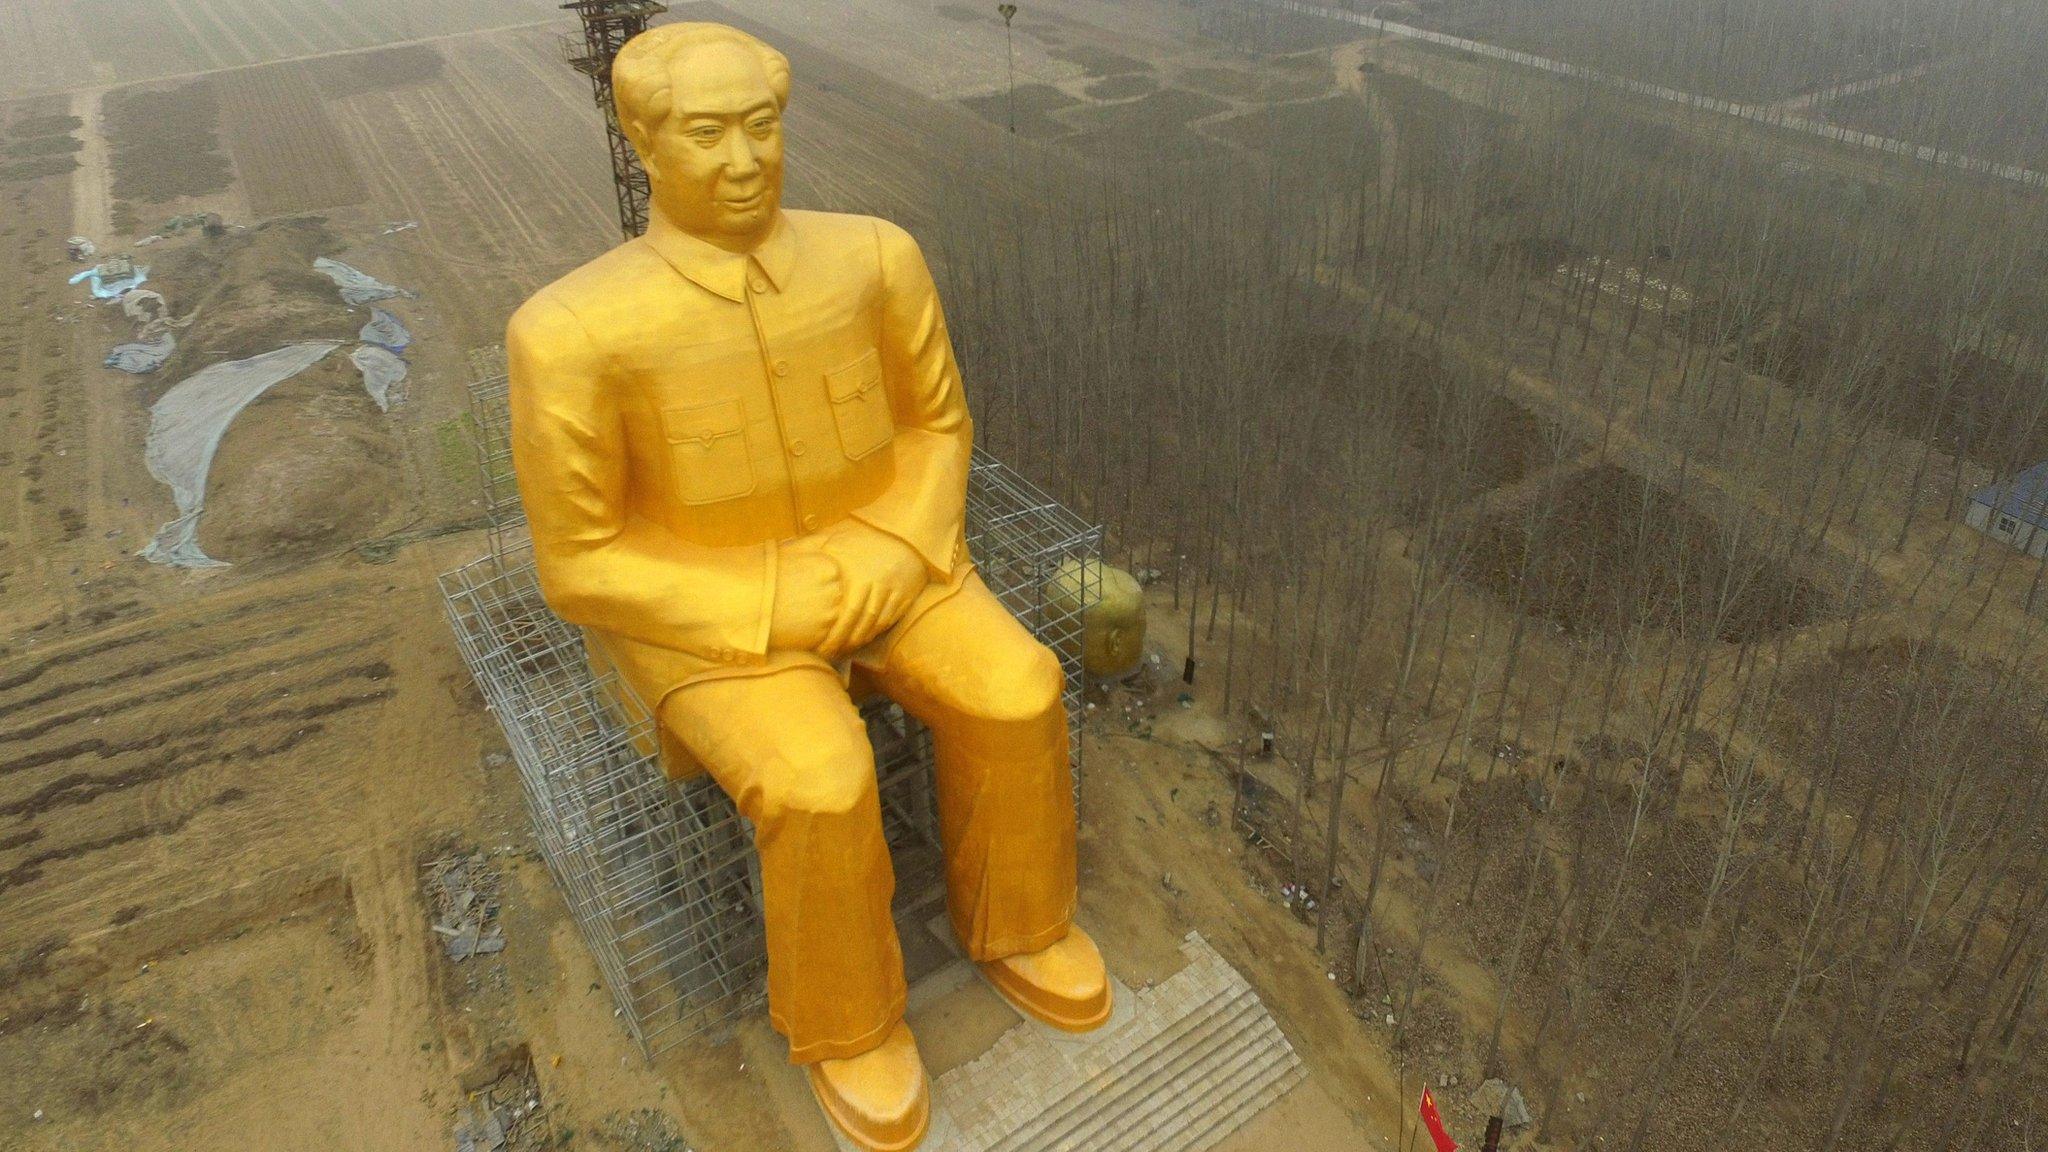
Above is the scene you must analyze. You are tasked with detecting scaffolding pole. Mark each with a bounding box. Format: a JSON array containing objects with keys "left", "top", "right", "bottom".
[{"left": 561, "top": 0, "right": 668, "bottom": 240}]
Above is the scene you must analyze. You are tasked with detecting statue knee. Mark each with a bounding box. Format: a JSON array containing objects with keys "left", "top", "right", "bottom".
[
  {"left": 758, "top": 714, "right": 875, "bottom": 821},
  {"left": 967, "top": 640, "right": 1064, "bottom": 724}
]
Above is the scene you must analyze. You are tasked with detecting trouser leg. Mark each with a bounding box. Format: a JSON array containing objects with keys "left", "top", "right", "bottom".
[
  {"left": 873, "top": 575, "right": 1076, "bottom": 962},
  {"left": 661, "top": 666, "right": 906, "bottom": 1063}
]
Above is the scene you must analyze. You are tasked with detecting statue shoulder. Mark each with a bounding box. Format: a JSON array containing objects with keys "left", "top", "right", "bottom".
[
  {"left": 509, "top": 242, "right": 664, "bottom": 352},
  {"left": 786, "top": 209, "right": 925, "bottom": 263}
]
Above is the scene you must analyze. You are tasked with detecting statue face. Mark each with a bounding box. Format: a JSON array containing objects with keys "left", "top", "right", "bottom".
[{"left": 645, "top": 42, "right": 785, "bottom": 249}]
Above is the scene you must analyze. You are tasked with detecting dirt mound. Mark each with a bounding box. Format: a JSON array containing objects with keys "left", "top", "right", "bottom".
[
  {"left": 145, "top": 217, "right": 360, "bottom": 384},
  {"left": 1461, "top": 463, "right": 1832, "bottom": 642},
  {"left": 142, "top": 217, "right": 405, "bottom": 565},
  {"left": 196, "top": 361, "right": 399, "bottom": 563}
]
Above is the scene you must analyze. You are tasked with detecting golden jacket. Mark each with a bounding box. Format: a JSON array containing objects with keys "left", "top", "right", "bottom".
[{"left": 507, "top": 209, "right": 974, "bottom": 714}]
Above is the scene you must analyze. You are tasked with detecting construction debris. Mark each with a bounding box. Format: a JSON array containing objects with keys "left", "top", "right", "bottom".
[
  {"left": 1469, "top": 1079, "right": 1533, "bottom": 1129},
  {"left": 161, "top": 211, "right": 224, "bottom": 236},
  {"left": 425, "top": 850, "right": 506, "bottom": 962},
  {"left": 594, "top": 1109, "right": 692, "bottom": 1152},
  {"left": 452, "top": 1057, "right": 549, "bottom": 1152},
  {"left": 66, "top": 236, "right": 96, "bottom": 261},
  {"left": 69, "top": 255, "right": 148, "bottom": 299}
]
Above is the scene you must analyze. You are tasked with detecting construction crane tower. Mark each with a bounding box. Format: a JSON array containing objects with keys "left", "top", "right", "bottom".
[{"left": 562, "top": 0, "right": 668, "bottom": 240}]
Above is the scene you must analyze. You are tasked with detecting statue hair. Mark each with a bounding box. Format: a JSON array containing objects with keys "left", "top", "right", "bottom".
[{"left": 613, "top": 23, "right": 791, "bottom": 155}]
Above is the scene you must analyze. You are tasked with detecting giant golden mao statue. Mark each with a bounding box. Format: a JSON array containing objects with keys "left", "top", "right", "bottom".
[{"left": 506, "top": 22, "right": 1109, "bottom": 1150}]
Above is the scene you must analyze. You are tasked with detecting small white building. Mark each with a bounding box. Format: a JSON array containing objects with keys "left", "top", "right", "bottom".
[{"left": 1965, "top": 462, "right": 2048, "bottom": 557}]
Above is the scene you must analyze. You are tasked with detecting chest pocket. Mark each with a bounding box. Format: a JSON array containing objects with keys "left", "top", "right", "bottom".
[
  {"left": 824, "top": 350, "right": 894, "bottom": 461},
  {"left": 661, "top": 399, "right": 755, "bottom": 505}
]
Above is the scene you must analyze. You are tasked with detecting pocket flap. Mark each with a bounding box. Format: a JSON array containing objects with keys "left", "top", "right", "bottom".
[
  {"left": 824, "top": 349, "right": 883, "bottom": 402},
  {"left": 661, "top": 399, "right": 745, "bottom": 447}
]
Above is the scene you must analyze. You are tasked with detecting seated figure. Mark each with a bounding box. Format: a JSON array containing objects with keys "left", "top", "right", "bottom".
[{"left": 505, "top": 23, "right": 1110, "bottom": 1151}]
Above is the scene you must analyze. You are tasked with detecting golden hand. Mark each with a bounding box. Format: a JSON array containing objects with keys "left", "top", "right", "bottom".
[
  {"left": 769, "top": 543, "right": 843, "bottom": 653},
  {"left": 818, "top": 522, "right": 927, "bottom": 656}
]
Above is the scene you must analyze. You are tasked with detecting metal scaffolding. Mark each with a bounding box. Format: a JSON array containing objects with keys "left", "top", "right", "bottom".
[
  {"left": 561, "top": 0, "right": 667, "bottom": 240},
  {"left": 443, "top": 371, "right": 1100, "bottom": 1054}
]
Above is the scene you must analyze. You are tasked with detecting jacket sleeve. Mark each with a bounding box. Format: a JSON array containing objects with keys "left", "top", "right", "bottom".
[
  {"left": 850, "top": 218, "right": 974, "bottom": 580},
  {"left": 507, "top": 291, "right": 776, "bottom": 664}
]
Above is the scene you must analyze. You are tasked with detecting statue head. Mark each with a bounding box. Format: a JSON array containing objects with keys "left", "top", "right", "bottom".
[{"left": 615, "top": 23, "right": 791, "bottom": 251}]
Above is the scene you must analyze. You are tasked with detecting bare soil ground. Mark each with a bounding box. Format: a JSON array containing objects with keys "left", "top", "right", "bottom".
[
  {"left": 0, "top": 7, "right": 1396, "bottom": 1149},
  {"left": 1459, "top": 462, "right": 1833, "bottom": 643},
  {"left": 5, "top": 2, "right": 2030, "bottom": 1151},
  {"left": 215, "top": 61, "right": 370, "bottom": 218}
]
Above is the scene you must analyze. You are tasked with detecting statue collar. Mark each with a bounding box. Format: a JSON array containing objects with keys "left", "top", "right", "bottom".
[{"left": 642, "top": 212, "right": 798, "bottom": 303}]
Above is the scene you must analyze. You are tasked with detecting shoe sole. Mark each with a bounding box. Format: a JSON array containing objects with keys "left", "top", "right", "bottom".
[
  {"left": 979, "top": 961, "right": 1115, "bottom": 1033},
  {"left": 807, "top": 1066, "right": 932, "bottom": 1152}
]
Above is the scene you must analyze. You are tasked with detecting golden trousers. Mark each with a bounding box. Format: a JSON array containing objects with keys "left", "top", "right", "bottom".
[{"left": 661, "top": 575, "right": 1077, "bottom": 1063}]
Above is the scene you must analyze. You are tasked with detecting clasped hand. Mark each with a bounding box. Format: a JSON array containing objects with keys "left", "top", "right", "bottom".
[{"left": 768, "top": 521, "right": 927, "bottom": 657}]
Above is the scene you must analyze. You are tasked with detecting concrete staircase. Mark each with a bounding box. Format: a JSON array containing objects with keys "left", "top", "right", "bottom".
[{"left": 905, "top": 931, "right": 1306, "bottom": 1152}]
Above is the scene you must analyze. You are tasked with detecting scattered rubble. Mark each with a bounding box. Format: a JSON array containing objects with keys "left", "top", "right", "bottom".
[
  {"left": 593, "top": 1109, "right": 692, "bottom": 1152},
  {"left": 1470, "top": 1079, "right": 1533, "bottom": 1129},
  {"left": 69, "top": 254, "right": 147, "bottom": 299},
  {"left": 426, "top": 850, "right": 506, "bottom": 962},
  {"left": 453, "top": 1055, "right": 549, "bottom": 1152}
]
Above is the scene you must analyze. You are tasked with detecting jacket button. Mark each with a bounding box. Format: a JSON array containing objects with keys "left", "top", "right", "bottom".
[
  {"left": 772, "top": 360, "right": 789, "bottom": 377},
  {"left": 750, "top": 277, "right": 768, "bottom": 293},
  {"left": 802, "top": 514, "right": 818, "bottom": 530},
  {"left": 789, "top": 439, "right": 806, "bottom": 456}
]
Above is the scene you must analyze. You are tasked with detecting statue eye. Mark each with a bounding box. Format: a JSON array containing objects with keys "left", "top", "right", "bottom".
[
  {"left": 688, "top": 125, "right": 723, "bottom": 143},
  {"left": 748, "top": 117, "right": 777, "bottom": 135}
]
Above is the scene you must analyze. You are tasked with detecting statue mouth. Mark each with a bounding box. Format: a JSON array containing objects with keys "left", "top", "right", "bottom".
[{"left": 721, "top": 189, "right": 770, "bottom": 210}]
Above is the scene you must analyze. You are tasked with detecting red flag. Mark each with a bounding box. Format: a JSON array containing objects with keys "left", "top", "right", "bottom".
[{"left": 1419, "top": 1087, "right": 1458, "bottom": 1152}]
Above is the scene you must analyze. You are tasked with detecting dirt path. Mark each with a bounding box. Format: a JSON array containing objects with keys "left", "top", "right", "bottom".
[
  {"left": 66, "top": 90, "right": 113, "bottom": 241},
  {"left": 1334, "top": 38, "right": 1402, "bottom": 197},
  {"left": 1266, "top": 0, "right": 2048, "bottom": 189},
  {"left": 53, "top": 19, "right": 562, "bottom": 102}
]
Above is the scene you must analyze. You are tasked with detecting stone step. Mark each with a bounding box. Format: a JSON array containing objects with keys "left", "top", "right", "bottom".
[
  {"left": 1173, "top": 1050, "right": 1310, "bottom": 1152},
  {"left": 1088, "top": 1005, "right": 1285, "bottom": 1152},
  {"left": 917, "top": 932, "right": 1303, "bottom": 1152},
  {"left": 1120, "top": 1020, "right": 1296, "bottom": 1152},
  {"left": 1142, "top": 1031, "right": 1304, "bottom": 1152},
  {"left": 990, "top": 985, "right": 1258, "bottom": 1152}
]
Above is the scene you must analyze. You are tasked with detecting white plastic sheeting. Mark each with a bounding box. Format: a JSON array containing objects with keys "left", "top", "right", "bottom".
[
  {"left": 313, "top": 257, "right": 412, "bottom": 306},
  {"left": 359, "top": 307, "right": 411, "bottom": 352},
  {"left": 141, "top": 341, "right": 342, "bottom": 568},
  {"left": 70, "top": 262, "right": 148, "bottom": 299},
  {"left": 351, "top": 344, "right": 407, "bottom": 411},
  {"left": 105, "top": 331, "right": 176, "bottom": 373},
  {"left": 105, "top": 289, "right": 192, "bottom": 373}
]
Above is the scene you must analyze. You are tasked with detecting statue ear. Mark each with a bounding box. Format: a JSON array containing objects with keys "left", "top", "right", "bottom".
[{"left": 625, "top": 87, "right": 672, "bottom": 159}]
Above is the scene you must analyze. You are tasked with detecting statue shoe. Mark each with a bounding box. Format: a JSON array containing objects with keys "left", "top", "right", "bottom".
[
  {"left": 978, "top": 925, "right": 1114, "bottom": 1033},
  {"left": 806, "top": 1021, "right": 931, "bottom": 1152}
]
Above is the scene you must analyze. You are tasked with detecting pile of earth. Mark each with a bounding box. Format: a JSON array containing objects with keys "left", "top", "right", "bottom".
[
  {"left": 142, "top": 216, "right": 406, "bottom": 565},
  {"left": 142, "top": 216, "right": 359, "bottom": 382}
]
